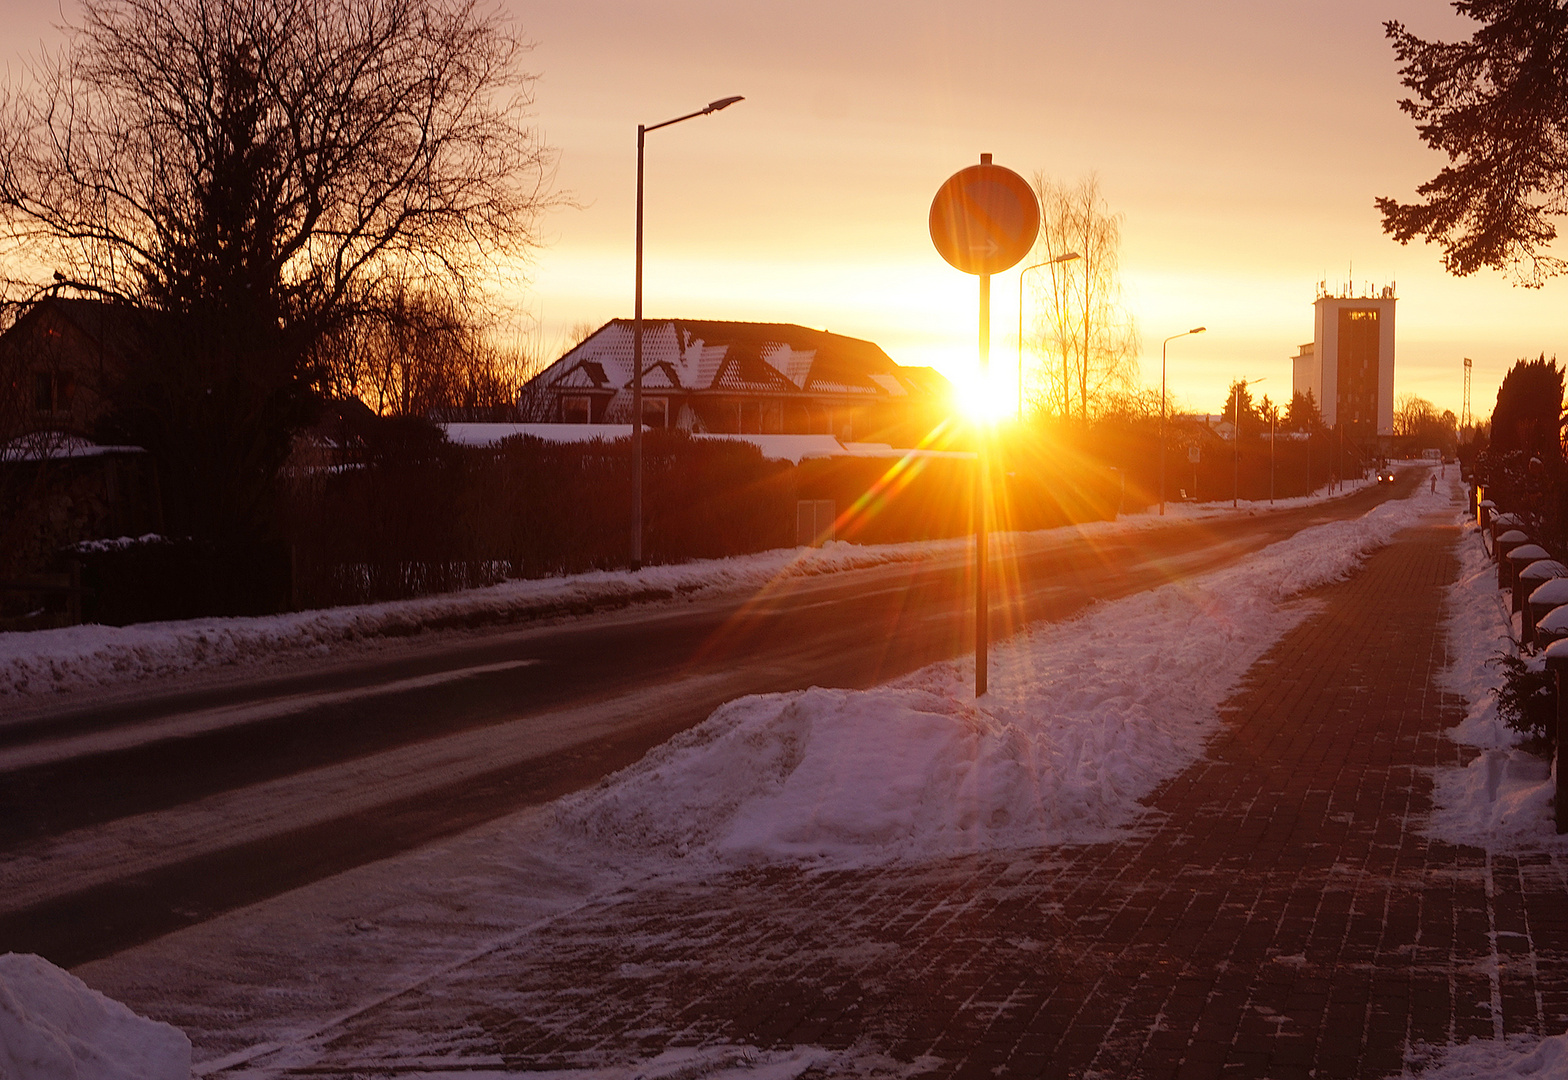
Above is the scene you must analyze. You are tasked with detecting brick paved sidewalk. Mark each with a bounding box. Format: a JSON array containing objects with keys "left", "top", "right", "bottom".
[{"left": 264, "top": 521, "right": 1568, "bottom": 1079}]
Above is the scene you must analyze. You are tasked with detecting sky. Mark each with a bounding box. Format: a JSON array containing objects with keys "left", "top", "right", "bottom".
[{"left": 1, "top": 0, "right": 1562, "bottom": 421}]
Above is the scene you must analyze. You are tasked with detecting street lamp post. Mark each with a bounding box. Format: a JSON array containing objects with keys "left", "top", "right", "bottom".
[
  {"left": 631, "top": 95, "right": 744, "bottom": 570},
  {"left": 1232, "top": 375, "right": 1265, "bottom": 509},
  {"left": 1270, "top": 403, "right": 1276, "bottom": 504},
  {"left": 1016, "top": 251, "right": 1080, "bottom": 422},
  {"left": 1158, "top": 326, "right": 1206, "bottom": 515}
]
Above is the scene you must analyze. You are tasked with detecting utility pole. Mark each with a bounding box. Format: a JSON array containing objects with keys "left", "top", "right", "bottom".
[{"left": 1462, "top": 357, "right": 1473, "bottom": 435}]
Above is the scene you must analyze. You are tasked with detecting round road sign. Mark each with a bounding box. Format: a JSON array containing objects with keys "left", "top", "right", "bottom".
[{"left": 929, "top": 162, "right": 1041, "bottom": 276}]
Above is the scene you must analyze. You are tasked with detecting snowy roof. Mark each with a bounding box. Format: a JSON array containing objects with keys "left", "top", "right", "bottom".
[
  {"left": 1, "top": 433, "right": 147, "bottom": 462},
  {"left": 525, "top": 320, "right": 949, "bottom": 403},
  {"left": 691, "top": 433, "right": 976, "bottom": 464},
  {"left": 440, "top": 424, "right": 973, "bottom": 462},
  {"left": 442, "top": 423, "right": 635, "bottom": 447}
]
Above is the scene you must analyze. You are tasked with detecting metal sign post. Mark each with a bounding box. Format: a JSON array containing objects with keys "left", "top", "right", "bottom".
[{"left": 929, "top": 153, "right": 1040, "bottom": 697}]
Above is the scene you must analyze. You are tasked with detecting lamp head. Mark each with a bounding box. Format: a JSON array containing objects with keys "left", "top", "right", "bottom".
[
  {"left": 1191, "top": 326, "right": 1206, "bottom": 334},
  {"left": 706, "top": 96, "right": 745, "bottom": 113},
  {"left": 1057, "top": 251, "right": 1081, "bottom": 264}
]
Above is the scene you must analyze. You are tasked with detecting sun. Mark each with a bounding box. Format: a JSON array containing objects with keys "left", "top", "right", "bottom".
[{"left": 953, "top": 367, "right": 1015, "bottom": 423}]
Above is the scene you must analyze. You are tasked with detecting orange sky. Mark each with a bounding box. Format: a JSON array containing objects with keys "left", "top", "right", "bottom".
[{"left": 4, "top": 0, "right": 1563, "bottom": 422}]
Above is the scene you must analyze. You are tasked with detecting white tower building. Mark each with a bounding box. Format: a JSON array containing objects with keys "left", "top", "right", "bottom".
[{"left": 1291, "top": 284, "right": 1396, "bottom": 439}]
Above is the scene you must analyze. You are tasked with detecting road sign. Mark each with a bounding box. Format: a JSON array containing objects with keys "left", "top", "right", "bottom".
[{"left": 929, "top": 162, "right": 1041, "bottom": 276}]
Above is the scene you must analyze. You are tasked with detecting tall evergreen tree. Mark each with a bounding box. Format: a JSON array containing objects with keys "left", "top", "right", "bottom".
[
  {"left": 1379, "top": 1, "right": 1568, "bottom": 285},
  {"left": 1490, "top": 354, "right": 1564, "bottom": 458}
]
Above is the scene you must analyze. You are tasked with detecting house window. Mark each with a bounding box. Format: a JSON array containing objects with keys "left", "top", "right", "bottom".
[
  {"left": 33, "top": 370, "right": 73, "bottom": 414},
  {"left": 561, "top": 395, "right": 592, "bottom": 424},
  {"left": 642, "top": 397, "right": 668, "bottom": 429}
]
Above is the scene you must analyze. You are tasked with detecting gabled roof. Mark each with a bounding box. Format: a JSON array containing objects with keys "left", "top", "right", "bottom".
[
  {"left": 3, "top": 296, "right": 150, "bottom": 364},
  {"left": 526, "top": 319, "right": 949, "bottom": 402}
]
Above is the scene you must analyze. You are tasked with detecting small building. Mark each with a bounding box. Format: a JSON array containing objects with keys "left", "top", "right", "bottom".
[
  {"left": 520, "top": 319, "right": 951, "bottom": 446},
  {"left": 0, "top": 298, "right": 160, "bottom": 579},
  {"left": 1291, "top": 285, "right": 1396, "bottom": 439},
  {"left": 1, "top": 296, "right": 146, "bottom": 440}
]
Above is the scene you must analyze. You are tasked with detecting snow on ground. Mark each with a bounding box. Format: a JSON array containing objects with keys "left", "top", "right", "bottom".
[
  {"left": 1405, "top": 1031, "right": 1568, "bottom": 1079},
  {"left": 0, "top": 952, "right": 190, "bottom": 1080},
  {"left": 1404, "top": 504, "right": 1568, "bottom": 1080},
  {"left": 1425, "top": 517, "right": 1568, "bottom": 852},
  {"left": 553, "top": 476, "right": 1439, "bottom": 868},
  {"left": 0, "top": 478, "right": 1373, "bottom": 700},
  {"left": 56, "top": 474, "right": 1409, "bottom": 1072}
]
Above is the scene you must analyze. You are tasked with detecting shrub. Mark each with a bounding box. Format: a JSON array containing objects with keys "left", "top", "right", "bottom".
[{"left": 1491, "top": 652, "right": 1556, "bottom": 746}]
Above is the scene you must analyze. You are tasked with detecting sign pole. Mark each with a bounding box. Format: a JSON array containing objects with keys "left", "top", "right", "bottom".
[
  {"left": 976, "top": 270, "right": 990, "bottom": 697},
  {"left": 927, "top": 152, "right": 1038, "bottom": 700}
]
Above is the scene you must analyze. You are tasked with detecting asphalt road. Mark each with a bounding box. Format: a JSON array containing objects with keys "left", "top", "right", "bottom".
[{"left": 0, "top": 473, "right": 1421, "bottom": 966}]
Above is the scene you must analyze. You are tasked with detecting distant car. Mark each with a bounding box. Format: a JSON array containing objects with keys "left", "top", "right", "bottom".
[{"left": 1378, "top": 468, "right": 1396, "bottom": 483}]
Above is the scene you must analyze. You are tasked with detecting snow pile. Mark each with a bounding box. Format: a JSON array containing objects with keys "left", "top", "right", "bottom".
[
  {"left": 0, "top": 952, "right": 190, "bottom": 1080},
  {"left": 1406, "top": 1030, "right": 1568, "bottom": 1079},
  {"left": 1427, "top": 520, "right": 1568, "bottom": 850},
  {"left": 557, "top": 480, "right": 1443, "bottom": 866}
]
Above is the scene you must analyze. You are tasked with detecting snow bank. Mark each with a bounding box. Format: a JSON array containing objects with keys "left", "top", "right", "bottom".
[
  {"left": 1406, "top": 1030, "right": 1568, "bottom": 1079},
  {"left": 557, "top": 480, "right": 1443, "bottom": 866},
  {"left": 1427, "top": 520, "right": 1568, "bottom": 851},
  {"left": 0, "top": 953, "right": 189, "bottom": 1080}
]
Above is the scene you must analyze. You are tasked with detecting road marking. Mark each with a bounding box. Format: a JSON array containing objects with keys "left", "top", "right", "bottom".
[{"left": 0, "top": 660, "right": 540, "bottom": 773}]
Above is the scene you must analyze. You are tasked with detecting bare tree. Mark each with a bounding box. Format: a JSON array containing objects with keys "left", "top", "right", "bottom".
[
  {"left": 327, "top": 289, "right": 523, "bottom": 417},
  {"left": 0, "top": 0, "right": 555, "bottom": 558},
  {"left": 1025, "top": 175, "right": 1140, "bottom": 421}
]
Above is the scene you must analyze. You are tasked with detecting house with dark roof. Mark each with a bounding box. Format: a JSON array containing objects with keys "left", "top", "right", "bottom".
[
  {"left": 0, "top": 297, "right": 161, "bottom": 584},
  {"left": 1, "top": 296, "right": 146, "bottom": 439},
  {"left": 520, "top": 320, "right": 951, "bottom": 446}
]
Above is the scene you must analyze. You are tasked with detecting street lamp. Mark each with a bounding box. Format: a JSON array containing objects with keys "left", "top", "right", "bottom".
[
  {"left": 1158, "top": 326, "right": 1206, "bottom": 515},
  {"left": 1232, "top": 375, "right": 1265, "bottom": 509},
  {"left": 1016, "top": 251, "right": 1080, "bottom": 421},
  {"left": 631, "top": 95, "right": 744, "bottom": 570}
]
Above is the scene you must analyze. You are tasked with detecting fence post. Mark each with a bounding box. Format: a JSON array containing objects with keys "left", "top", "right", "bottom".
[
  {"left": 1549, "top": 642, "right": 1568, "bottom": 834},
  {"left": 67, "top": 560, "right": 81, "bottom": 626}
]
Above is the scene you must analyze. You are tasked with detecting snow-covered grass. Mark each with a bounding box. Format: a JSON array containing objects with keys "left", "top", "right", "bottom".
[
  {"left": 554, "top": 476, "right": 1443, "bottom": 868},
  {"left": 0, "top": 475, "right": 1377, "bottom": 700}
]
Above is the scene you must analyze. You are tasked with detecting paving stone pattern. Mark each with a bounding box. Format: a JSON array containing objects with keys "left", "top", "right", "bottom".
[{"left": 296, "top": 523, "right": 1568, "bottom": 1079}]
